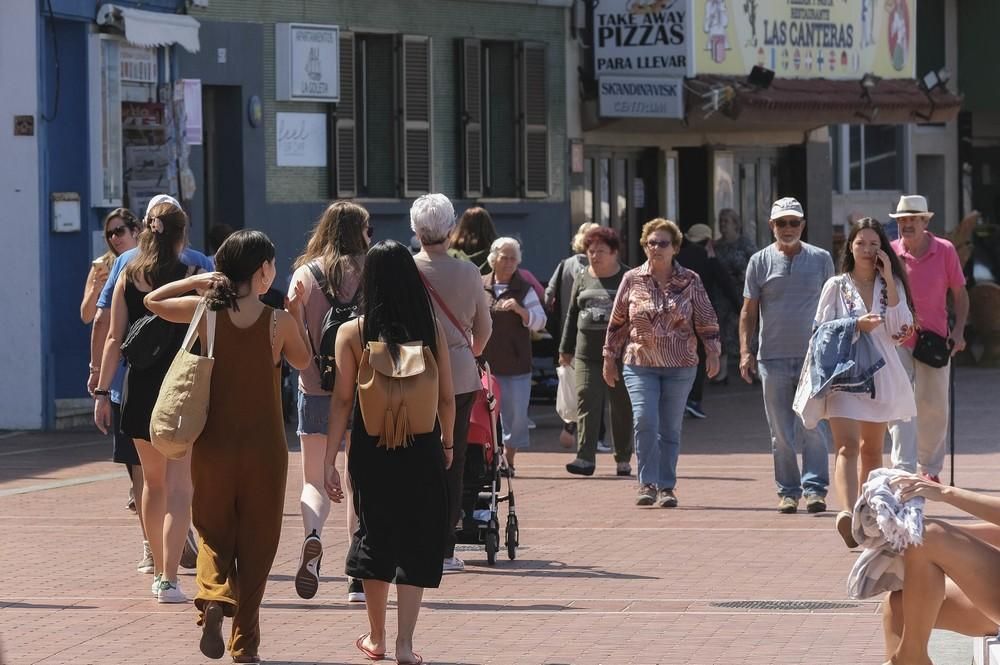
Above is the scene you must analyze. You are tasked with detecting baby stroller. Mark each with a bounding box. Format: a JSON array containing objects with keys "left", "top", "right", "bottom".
[{"left": 456, "top": 361, "right": 519, "bottom": 565}]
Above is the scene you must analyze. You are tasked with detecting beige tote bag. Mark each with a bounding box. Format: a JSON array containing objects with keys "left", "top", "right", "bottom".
[{"left": 150, "top": 299, "right": 216, "bottom": 459}]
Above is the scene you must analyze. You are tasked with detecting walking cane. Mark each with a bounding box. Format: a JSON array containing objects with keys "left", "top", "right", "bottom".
[{"left": 949, "top": 361, "right": 956, "bottom": 487}]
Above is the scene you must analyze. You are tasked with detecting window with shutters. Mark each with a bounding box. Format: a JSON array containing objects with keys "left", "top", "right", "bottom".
[
  {"left": 459, "top": 40, "right": 548, "bottom": 199},
  {"left": 330, "top": 33, "right": 432, "bottom": 199}
]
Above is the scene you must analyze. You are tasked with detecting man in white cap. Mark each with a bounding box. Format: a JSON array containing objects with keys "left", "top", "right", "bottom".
[
  {"left": 740, "top": 197, "right": 834, "bottom": 514},
  {"left": 888, "top": 195, "right": 970, "bottom": 482}
]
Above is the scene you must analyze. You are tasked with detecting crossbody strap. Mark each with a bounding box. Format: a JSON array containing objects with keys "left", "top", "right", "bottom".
[
  {"left": 306, "top": 260, "right": 338, "bottom": 309},
  {"left": 419, "top": 271, "right": 471, "bottom": 348}
]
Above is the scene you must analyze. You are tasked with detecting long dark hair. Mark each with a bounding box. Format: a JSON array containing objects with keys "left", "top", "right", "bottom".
[
  {"left": 294, "top": 200, "right": 369, "bottom": 291},
  {"left": 360, "top": 240, "right": 437, "bottom": 356},
  {"left": 205, "top": 230, "right": 276, "bottom": 311},
  {"left": 841, "top": 217, "right": 914, "bottom": 313},
  {"left": 450, "top": 207, "right": 497, "bottom": 255},
  {"left": 126, "top": 201, "right": 187, "bottom": 288}
]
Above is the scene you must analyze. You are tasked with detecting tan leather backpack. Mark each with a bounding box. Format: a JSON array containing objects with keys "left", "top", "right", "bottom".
[{"left": 357, "top": 341, "right": 439, "bottom": 448}]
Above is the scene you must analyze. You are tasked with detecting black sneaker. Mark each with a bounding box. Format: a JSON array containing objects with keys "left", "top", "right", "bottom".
[
  {"left": 685, "top": 401, "right": 707, "bottom": 419},
  {"left": 565, "top": 458, "right": 596, "bottom": 476},
  {"left": 347, "top": 577, "right": 365, "bottom": 603},
  {"left": 180, "top": 528, "right": 199, "bottom": 569},
  {"left": 295, "top": 530, "right": 323, "bottom": 599}
]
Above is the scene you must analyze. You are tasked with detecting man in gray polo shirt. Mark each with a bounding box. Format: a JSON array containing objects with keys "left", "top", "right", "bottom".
[{"left": 740, "top": 197, "right": 834, "bottom": 514}]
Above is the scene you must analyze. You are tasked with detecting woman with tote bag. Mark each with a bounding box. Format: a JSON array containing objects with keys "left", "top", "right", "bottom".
[{"left": 144, "top": 230, "right": 311, "bottom": 664}]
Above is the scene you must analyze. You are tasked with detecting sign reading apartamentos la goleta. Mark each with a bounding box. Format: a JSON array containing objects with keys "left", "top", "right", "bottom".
[{"left": 276, "top": 23, "right": 340, "bottom": 102}]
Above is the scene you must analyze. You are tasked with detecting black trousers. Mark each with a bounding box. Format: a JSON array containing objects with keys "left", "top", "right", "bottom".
[{"left": 444, "top": 391, "right": 477, "bottom": 558}]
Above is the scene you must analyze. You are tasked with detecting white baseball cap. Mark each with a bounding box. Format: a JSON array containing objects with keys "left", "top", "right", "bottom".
[
  {"left": 769, "top": 197, "right": 804, "bottom": 221},
  {"left": 145, "top": 194, "right": 182, "bottom": 217}
]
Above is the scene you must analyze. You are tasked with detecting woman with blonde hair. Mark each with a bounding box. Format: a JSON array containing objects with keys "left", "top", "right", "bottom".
[
  {"left": 604, "top": 219, "right": 721, "bottom": 508},
  {"left": 81, "top": 208, "right": 140, "bottom": 324},
  {"left": 288, "top": 200, "right": 372, "bottom": 602},
  {"left": 93, "top": 199, "right": 201, "bottom": 602}
]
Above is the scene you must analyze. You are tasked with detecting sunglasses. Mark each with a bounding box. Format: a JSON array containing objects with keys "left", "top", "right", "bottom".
[
  {"left": 365, "top": 223, "right": 375, "bottom": 239},
  {"left": 773, "top": 219, "right": 802, "bottom": 229},
  {"left": 646, "top": 240, "right": 672, "bottom": 249},
  {"left": 106, "top": 225, "right": 131, "bottom": 240}
]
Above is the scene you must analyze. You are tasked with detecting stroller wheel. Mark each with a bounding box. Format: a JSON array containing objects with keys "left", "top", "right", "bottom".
[
  {"left": 485, "top": 530, "right": 498, "bottom": 566},
  {"left": 506, "top": 514, "right": 519, "bottom": 560}
]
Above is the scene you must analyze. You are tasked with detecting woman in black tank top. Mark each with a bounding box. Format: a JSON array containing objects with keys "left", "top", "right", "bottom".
[{"left": 93, "top": 200, "right": 200, "bottom": 605}]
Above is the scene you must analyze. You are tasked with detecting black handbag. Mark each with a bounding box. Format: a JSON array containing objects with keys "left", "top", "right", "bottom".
[
  {"left": 912, "top": 329, "right": 953, "bottom": 368},
  {"left": 120, "top": 314, "right": 178, "bottom": 370}
]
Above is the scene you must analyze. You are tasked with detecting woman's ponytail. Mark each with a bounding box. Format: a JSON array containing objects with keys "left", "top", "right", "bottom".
[{"left": 205, "top": 275, "right": 238, "bottom": 312}]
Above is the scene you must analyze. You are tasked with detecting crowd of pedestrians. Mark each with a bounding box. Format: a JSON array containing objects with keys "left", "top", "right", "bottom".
[{"left": 81, "top": 188, "right": 978, "bottom": 664}]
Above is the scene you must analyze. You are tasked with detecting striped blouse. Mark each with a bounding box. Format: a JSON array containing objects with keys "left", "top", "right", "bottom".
[{"left": 603, "top": 261, "right": 721, "bottom": 368}]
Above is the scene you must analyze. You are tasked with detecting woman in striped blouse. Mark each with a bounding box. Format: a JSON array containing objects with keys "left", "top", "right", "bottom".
[{"left": 603, "top": 219, "right": 721, "bottom": 508}]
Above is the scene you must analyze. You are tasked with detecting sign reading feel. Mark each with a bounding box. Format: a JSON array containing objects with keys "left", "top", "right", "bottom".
[{"left": 593, "top": 0, "right": 692, "bottom": 77}]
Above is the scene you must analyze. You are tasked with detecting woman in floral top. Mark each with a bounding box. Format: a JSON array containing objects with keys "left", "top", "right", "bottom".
[
  {"left": 795, "top": 218, "right": 915, "bottom": 548},
  {"left": 603, "top": 219, "right": 721, "bottom": 508}
]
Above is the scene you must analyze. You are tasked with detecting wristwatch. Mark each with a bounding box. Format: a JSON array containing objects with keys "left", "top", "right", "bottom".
[{"left": 93, "top": 389, "right": 110, "bottom": 397}]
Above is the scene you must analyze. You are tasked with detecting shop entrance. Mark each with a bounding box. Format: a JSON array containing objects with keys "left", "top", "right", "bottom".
[
  {"left": 581, "top": 148, "right": 659, "bottom": 266},
  {"left": 202, "top": 85, "right": 245, "bottom": 245}
]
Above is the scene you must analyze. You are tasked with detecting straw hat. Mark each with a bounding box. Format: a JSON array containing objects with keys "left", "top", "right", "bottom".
[{"left": 888, "top": 194, "right": 934, "bottom": 219}]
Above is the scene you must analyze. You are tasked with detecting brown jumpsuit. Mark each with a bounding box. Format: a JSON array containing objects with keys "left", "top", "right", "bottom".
[{"left": 191, "top": 306, "right": 286, "bottom": 659}]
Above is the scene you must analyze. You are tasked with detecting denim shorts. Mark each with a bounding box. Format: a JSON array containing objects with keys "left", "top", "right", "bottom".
[{"left": 297, "top": 391, "right": 354, "bottom": 436}]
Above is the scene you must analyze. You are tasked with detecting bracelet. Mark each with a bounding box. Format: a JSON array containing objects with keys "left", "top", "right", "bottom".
[
  {"left": 89, "top": 364, "right": 100, "bottom": 373},
  {"left": 93, "top": 389, "right": 110, "bottom": 397},
  {"left": 442, "top": 444, "right": 454, "bottom": 450}
]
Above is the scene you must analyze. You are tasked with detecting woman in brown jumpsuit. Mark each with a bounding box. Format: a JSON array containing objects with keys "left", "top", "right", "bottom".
[{"left": 145, "top": 230, "right": 311, "bottom": 663}]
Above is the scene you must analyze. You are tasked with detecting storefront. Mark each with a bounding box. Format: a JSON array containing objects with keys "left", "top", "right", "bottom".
[
  {"left": 570, "top": 0, "right": 961, "bottom": 255},
  {"left": 33, "top": 0, "right": 201, "bottom": 428}
]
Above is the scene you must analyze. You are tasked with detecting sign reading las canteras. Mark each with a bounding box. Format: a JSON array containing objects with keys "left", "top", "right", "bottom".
[
  {"left": 693, "top": 0, "right": 915, "bottom": 80},
  {"left": 593, "top": 0, "right": 693, "bottom": 77}
]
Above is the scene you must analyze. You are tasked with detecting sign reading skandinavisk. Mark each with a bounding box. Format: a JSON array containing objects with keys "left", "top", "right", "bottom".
[
  {"left": 693, "top": 0, "right": 915, "bottom": 79},
  {"left": 276, "top": 23, "right": 340, "bottom": 102},
  {"left": 598, "top": 76, "right": 684, "bottom": 118},
  {"left": 593, "top": 0, "right": 692, "bottom": 77}
]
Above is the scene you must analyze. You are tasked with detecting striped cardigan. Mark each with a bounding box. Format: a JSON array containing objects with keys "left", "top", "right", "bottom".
[{"left": 603, "top": 261, "right": 721, "bottom": 368}]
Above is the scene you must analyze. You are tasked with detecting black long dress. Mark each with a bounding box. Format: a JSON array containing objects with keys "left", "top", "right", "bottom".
[
  {"left": 345, "top": 398, "right": 449, "bottom": 588},
  {"left": 120, "top": 262, "right": 189, "bottom": 441}
]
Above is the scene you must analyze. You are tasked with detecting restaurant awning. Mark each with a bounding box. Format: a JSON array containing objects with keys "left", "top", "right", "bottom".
[
  {"left": 684, "top": 75, "right": 962, "bottom": 128},
  {"left": 96, "top": 4, "right": 201, "bottom": 54}
]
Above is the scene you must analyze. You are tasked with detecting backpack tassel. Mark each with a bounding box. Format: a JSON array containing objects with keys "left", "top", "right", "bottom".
[{"left": 380, "top": 407, "right": 413, "bottom": 450}]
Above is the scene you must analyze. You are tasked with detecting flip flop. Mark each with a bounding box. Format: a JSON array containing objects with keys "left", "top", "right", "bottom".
[
  {"left": 355, "top": 634, "right": 386, "bottom": 661},
  {"left": 395, "top": 654, "right": 423, "bottom": 665}
]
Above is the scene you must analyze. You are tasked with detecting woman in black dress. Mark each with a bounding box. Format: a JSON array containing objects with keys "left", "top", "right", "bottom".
[
  {"left": 324, "top": 240, "right": 454, "bottom": 665},
  {"left": 93, "top": 200, "right": 199, "bottom": 604}
]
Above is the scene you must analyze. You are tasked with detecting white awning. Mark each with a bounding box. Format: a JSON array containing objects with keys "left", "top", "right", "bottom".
[{"left": 96, "top": 4, "right": 201, "bottom": 53}]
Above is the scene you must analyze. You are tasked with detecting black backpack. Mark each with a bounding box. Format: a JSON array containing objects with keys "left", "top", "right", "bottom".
[
  {"left": 121, "top": 314, "right": 179, "bottom": 370},
  {"left": 307, "top": 261, "right": 359, "bottom": 391}
]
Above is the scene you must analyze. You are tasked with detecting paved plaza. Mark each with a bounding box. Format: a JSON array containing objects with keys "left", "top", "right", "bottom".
[{"left": 2, "top": 368, "right": 998, "bottom": 665}]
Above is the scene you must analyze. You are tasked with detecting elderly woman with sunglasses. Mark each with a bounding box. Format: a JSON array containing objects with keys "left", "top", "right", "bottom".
[
  {"left": 603, "top": 219, "right": 721, "bottom": 508},
  {"left": 81, "top": 208, "right": 140, "bottom": 324}
]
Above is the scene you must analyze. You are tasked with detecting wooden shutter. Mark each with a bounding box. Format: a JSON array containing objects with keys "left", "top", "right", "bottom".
[
  {"left": 519, "top": 41, "right": 548, "bottom": 198},
  {"left": 333, "top": 32, "right": 357, "bottom": 198},
  {"left": 459, "top": 39, "right": 483, "bottom": 199},
  {"left": 399, "top": 35, "right": 432, "bottom": 197}
]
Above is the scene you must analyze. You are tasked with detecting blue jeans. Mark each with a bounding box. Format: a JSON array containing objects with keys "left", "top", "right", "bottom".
[
  {"left": 496, "top": 373, "right": 532, "bottom": 450},
  {"left": 758, "top": 358, "right": 830, "bottom": 499},
  {"left": 622, "top": 364, "right": 697, "bottom": 490}
]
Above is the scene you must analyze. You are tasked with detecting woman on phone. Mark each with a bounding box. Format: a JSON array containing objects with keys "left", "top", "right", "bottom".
[
  {"left": 794, "top": 218, "right": 916, "bottom": 548},
  {"left": 81, "top": 208, "right": 140, "bottom": 324},
  {"left": 144, "top": 230, "right": 311, "bottom": 663}
]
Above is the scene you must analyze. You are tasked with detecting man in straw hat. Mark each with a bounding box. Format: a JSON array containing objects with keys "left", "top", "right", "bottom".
[
  {"left": 740, "top": 197, "right": 834, "bottom": 514},
  {"left": 888, "top": 194, "right": 969, "bottom": 483}
]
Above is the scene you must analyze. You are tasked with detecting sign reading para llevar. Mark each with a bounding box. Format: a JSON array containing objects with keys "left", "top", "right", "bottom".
[{"left": 593, "top": 0, "right": 692, "bottom": 77}]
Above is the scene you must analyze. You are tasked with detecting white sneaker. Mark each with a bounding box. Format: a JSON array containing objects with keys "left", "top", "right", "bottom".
[
  {"left": 157, "top": 578, "right": 187, "bottom": 604},
  {"left": 442, "top": 556, "right": 465, "bottom": 573},
  {"left": 596, "top": 440, "right": 613, "bottom": 453},
  {"left": 150, "top": 573, "right": 162, "bottom": 596},
  {"left": 137, "top": 541, "right": 154, "bottom": 574}
]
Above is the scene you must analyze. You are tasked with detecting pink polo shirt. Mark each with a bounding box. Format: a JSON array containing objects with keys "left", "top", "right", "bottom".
[{"left": 891, "top": 232, "right": 965, "bottom": 349}]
